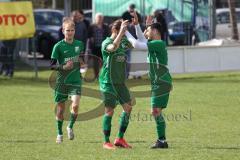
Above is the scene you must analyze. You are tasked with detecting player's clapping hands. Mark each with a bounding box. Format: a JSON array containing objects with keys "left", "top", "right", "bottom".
[
  {"left": 63, "top": 60, "right": 74, "bottom": 70},
  {"left": 120, "top": 20, "right": 129, "bottom": 33},
  {"left": 146, "top": 15, "right": 153, "bottom": 26}
]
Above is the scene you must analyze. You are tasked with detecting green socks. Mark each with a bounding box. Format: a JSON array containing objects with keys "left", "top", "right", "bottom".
[
  {"left": 103, "top": 112, "right": 131, "bottom": 142},
  {"left": 57, "top": 120, "right": 63, "bottom": 135},
  {"left": 103, "top": 114, "right": 112, "bottom": 142},
  {"left": 56, "top": 113, "right": 77, "bottom": 136},
  {"left": 118, "top": 111, "right": 130, "bottom": 138},
  {"left": 68, "top": 113, "right": 77, "bottom": 129},
  {"left": 154, "top": 114, "right": 166, "bottom": 140}
]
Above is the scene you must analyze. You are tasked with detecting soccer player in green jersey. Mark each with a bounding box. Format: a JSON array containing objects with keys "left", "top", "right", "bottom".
[
  {"left": 50, "top": 17, "right": 85, "bottom": 144},
  {"left": 99, "top": 19, "right": 134, "bottom": 150},
  {"left": 126, "top": 12, "right": 172, "bottom": 148}
]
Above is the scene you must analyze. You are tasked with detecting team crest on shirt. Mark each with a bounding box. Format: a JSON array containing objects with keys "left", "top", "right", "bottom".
[
  {"left": 75, "top": 46, "right": 80, "bottom": 53},
  {"left": 121, "top": 43, "right": 129, "bottom": 49}
]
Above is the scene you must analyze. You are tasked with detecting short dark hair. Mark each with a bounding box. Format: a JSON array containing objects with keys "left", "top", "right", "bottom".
[
  {"left": 79, "top": 9, "right": 84, "bottom": 15},
  {"left": 129, "top": 4, "right": 135, "bottom": 9},
  {"left": 149, "top": 23, "right": 162, "bottom": 35}
]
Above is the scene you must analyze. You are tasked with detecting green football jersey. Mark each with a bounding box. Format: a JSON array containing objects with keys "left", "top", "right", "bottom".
[
  {"left": 99, "top": 36, "right": 131, "bottom": 84},
  {"left": 51, "top": 39, "right": 84, "bottom": 85},
  {"left": 147, "top": 40, "right": 172, "bottom": 84}
]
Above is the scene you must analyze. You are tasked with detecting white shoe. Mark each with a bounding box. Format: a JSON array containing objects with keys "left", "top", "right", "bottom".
[
  {"left": 56, "top": 135, "right": 63, "bottom": 144},
  {"left": 67, "top": 127, "right": 74, "bottom": 140}
]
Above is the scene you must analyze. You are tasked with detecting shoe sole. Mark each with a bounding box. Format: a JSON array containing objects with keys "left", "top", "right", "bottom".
[
  {"left": 56, "top": 139, "right": 63, "bottom": 144},
  {"left": 114, "top": 143, "right": 132, "bottom": 148},
  {"left": 103, "top": 145, "right": 115, "bottom": 150},
  {"left": 56, "top": 135, "right": 63, "bottom": 144},
  {"left": 68, "top": 134, "right": 74, "bottom": 140},
  {"left": 67, "top": 128, "right": 74, "bottom": 140},
  {"left": 103, "top": 147, "right": 115, "bottom": 150},
  {"left": 150, "top": 145, "right": 168, "bottom": 149},
  {"left": 151, "top": 147, "right": 168, "bottom": 149},
  {"left": 56, "top": 141, "right": 63, "bottom": 144}
]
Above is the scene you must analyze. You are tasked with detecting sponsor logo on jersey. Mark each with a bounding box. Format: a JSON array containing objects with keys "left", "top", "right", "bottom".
[
  {"left": 116, "top": 55, "right": 126, "bottom": 62},
  {"left": 64, "top": 55, "right": 79, "bottom": 63},
  {"left": 121, "top": 43, "right": 126, "bottom": 48}
]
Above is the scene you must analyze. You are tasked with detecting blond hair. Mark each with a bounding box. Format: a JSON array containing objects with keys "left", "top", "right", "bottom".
[{"left": 62, "top": 17, "right": 75, "bottom": 29}]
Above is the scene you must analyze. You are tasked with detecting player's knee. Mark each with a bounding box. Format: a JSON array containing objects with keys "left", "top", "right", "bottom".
[
  {"left": 57, "top": 109, "right": 64, "bottom": 118},
  {"left": 71, "top": 105, "right": 79, "bottom": 114},
  {"left": 130, "top": 98, "right": 136, "bottom": 106},
  {"left": 56, "top": 109, "right": 64, "bottom": 120},
  {"left": 71, "top": 95, "right": 80, "bottom": 105},
  {"left": 151, "top": 108, "right": 161, "bottom": 117},
  {"left": 124, "top": 105, "right": 132, "bottom": 113},
  {"left": 57, "top": 103, "right": 65, "bottom": 115},
  {"left": 105, "top": 108, "right": 114, "bottom": 116}
]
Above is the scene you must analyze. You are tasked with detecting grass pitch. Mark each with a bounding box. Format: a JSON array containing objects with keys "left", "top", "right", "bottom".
[{"left": 0, "top": 70, "right": 240, "bottom": 160}]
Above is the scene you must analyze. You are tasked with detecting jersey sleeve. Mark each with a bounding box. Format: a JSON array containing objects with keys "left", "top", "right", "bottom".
[
  {"left": 125, "top": 31, "right": 147, "bottom": 50},
  {"left": 101, "top": 39, "right": 113, "bottom": 54},
  {"left": 51, "top": 44, "right": 60, "bottom": 60},
  {"left": 135, "top": 24, "right": 147, "bottom": 43}
]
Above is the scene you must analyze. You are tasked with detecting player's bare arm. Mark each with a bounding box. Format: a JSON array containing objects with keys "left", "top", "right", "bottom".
[
  {"left": 106, "top": 20, "right": 129, "bottom": 52},
  {"left": 146, "top": 15, "right": 153, "bottom": 26}
]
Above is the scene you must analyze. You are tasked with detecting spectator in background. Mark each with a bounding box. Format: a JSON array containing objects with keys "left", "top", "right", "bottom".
[
  {"left": 0, "top": 40, "right": 17, "bottom": 78},
  {"left": 122, "top": 4, "right": 141, "bottom": 24},
  {"left": 122, "top": 4, "right": 142, "bottom": 79},
  {"left": 153, "top": 10, "right": 168, "bottom": 45},
  {"left": 74, "top": 9, "right": 90, "bottom": 46},
  {"left": 88, "top": 13, "right": 110, "bottom": 78}
]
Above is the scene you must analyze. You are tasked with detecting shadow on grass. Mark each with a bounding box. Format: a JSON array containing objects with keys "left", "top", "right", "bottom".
[
  {"left": 82, "top": 141, "right": 102, "bottom": 144},
  {"left": 81, "top": 140, "right": 147, "bottom": 144},
  {"left": 0, "top": 76, "right": 48, "bottom": 86},
  {"left": 1, "top": 140, "right": 48, "bottom": 144},
  {"left": 174, "top": 76, "right": 240, "bottom": 83},
  {"left": 175, "top": 79, "right": 240, "bottom": 84},
  {"left": 1, "top": 68, "right": 240, "bottom": 87},
  {"left": 204, "top": 146, "right": 240, "bottom": 150},
  {"left": 173, "top": 72, "right": 240, "bottom": 83},
  {"left": 129, "top": 140, "right": 147, "bottom": 144}
]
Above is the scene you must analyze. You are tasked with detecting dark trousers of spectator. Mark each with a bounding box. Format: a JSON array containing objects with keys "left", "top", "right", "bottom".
[
  {"left": 91, "top": 46, "right": 102, "bottom": 79},
  {"left": 0, "top": 40, "right": 16, "bottom": 77},
  {"left": 0, "top": 61, "right": 14, "bottom": 77},
  {"left": 162, "top": 32, "right": 168, "bottom": 46}
]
